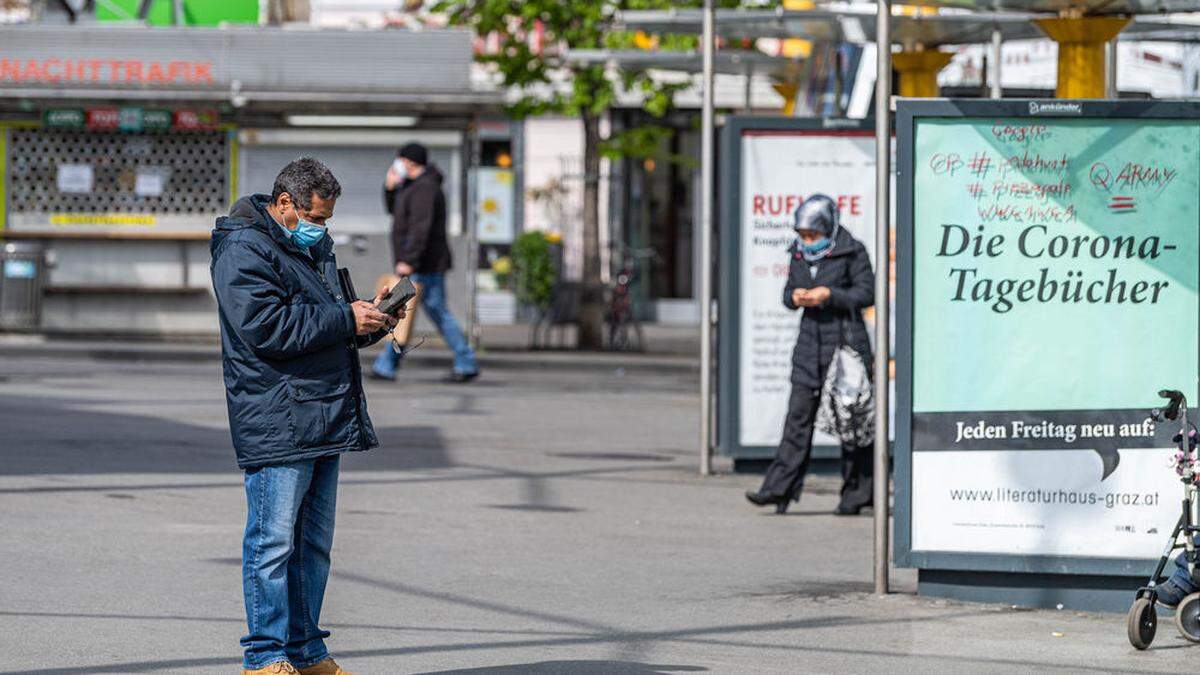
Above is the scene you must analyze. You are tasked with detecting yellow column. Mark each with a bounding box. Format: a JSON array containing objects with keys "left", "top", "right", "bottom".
[
  {"left": 775, "top": 0, "right": 814, "bottom": 115},
  {"left": 892, "top": 51, "right": 954, "bottom": 98},
  {"left": 1034, "top": 16, "right": 1129, "bottom": 99},
  {"left": 772, "top": 82, "right": 799, "bottom": 116},
  {"left": 780, "top": 0, "right": 814, "bottom": 59}
]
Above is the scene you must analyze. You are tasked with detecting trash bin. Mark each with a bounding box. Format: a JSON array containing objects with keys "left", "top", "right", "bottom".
[{"left": 0, "top": 242, "right": 45, "bottom": 331}]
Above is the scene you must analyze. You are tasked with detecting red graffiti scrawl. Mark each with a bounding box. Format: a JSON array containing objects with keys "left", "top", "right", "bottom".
[{"left": 1109, "top": 196, "right": 1136, "bottom": 213}]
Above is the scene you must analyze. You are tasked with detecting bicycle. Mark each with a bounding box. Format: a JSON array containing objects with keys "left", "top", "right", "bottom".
[{"left": 604, "top": 245, "right": 656, "bottom": 352}]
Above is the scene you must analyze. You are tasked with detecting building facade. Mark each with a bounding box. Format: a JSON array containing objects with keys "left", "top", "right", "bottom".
[{"left": 0, "top": 22, "right": 510, "bottom": 336}]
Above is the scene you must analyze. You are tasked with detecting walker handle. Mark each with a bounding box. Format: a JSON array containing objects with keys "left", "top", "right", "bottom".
[{"left": 1159, "top": 389, "right": 1185, "bottom": 421}]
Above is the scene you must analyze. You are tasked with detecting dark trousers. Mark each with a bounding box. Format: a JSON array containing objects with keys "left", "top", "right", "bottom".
[{"left": 758, "top": 385, "right": 874, "bottom": 508}]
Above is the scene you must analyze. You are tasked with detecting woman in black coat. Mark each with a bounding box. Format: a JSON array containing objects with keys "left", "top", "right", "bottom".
[{"left": 745, "top": 194, "right": 876, "bottom": 515}]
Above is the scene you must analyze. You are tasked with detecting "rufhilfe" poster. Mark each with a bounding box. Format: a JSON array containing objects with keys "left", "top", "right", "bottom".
[{"left": 737, "top": 130, "right": 879, "bottom": 448}]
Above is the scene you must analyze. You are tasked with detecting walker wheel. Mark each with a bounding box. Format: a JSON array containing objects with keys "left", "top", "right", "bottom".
[
  {"left": 1128, "top": 597, "right": 1157, "bottom": 650},
  {"left": 1176, "top": 593, "right": 1200, "bottom": 642}
]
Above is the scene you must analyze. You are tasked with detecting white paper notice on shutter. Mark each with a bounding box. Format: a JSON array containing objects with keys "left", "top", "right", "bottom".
[{"left": 56, "top": 164, "right": 94, "bottom": 194}]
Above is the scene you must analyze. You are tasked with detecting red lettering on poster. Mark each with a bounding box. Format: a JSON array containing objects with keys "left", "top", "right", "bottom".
[
  {"left": 836, "top": 194, "right": 863, "bottom": 216},
  {"left": 751, "top": 193, "right": 865, "bottom": 218}
]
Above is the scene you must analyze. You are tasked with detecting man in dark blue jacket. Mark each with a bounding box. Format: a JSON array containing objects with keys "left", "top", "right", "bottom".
[{"left": 211, "top": 157, "right": 397, "bottom": 675}]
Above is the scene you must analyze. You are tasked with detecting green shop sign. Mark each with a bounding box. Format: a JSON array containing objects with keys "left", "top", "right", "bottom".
[
  {"left": 43, "top": 107, "right": 180, "bottom": 132},
  {"left": 43, "top": 108, "right": 84, "bottom": 129},
  {"left": 141, "top": 109, "right": 172, "bottom": 131}
]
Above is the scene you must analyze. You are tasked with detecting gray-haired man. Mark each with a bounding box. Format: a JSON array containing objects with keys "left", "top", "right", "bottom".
[{"left": 211, "top": 157, "right": 397, "bottom": 675}]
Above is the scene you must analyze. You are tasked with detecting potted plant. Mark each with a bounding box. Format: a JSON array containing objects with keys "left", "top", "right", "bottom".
[{"left": 511, "top": 231, "right": 558, "bottom": 315}]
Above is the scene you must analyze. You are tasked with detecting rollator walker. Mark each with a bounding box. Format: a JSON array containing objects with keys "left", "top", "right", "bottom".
[{"left": 1128, "top": 389, "right": 1200, "bottom": 649}]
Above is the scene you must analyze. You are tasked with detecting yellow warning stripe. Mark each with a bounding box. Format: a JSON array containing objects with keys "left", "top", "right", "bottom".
[{"left": 50, "top": 214, "right": 157, "bottom": 226}]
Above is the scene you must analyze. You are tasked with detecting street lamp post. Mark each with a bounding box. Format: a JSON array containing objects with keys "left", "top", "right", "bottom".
[
  {"left": 873, "top": 0, "right": 892, "bottom": 597},
  {"left": 991, "top": 28, "right": 1003, "bottom": 99},
  {"left": 699, "top": 0, "right": 716, "bottom": 477}
]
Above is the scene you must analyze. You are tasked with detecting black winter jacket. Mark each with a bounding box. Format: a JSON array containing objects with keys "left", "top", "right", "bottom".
[
  {"left": 384, "top": 166, "right": 452, "bottom": 274},
  {"left": 783, "top": 228, "right": 876, "bottom": 389},
  {"left": 211, "top": 194, "right": 382, "bottom": 468}
]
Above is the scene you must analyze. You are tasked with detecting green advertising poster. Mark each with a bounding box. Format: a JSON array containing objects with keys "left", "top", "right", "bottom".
[
  {"left": 914, "top": 118, "right": 1199, "bottom": 412},
  {"left": 902, "top": 106, "right": 1200, "bottom": 564}
]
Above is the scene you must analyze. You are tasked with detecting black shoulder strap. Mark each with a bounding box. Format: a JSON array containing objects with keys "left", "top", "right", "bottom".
[{"left": 337, "top": 268, "right": 358, "bottom": 302}]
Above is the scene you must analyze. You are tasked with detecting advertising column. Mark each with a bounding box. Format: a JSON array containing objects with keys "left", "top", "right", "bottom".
[{"left": 901, "top": 105, "right": 1200, "bottom": 563}]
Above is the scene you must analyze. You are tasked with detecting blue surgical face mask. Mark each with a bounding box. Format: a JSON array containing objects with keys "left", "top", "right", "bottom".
[
  {"left": 288, "top": 202, "right": 327, "bottom": 249},
  {"left": 801, "top": 236, "right": 832, "bottom": 256}
]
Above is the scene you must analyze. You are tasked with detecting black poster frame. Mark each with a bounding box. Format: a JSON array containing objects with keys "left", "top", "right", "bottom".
[
  {"left": 894, "top": 99, "right": 1200, "bottom": 576},
  {"left": 717, "top": 115, "right": 876, "bottom": 460}
]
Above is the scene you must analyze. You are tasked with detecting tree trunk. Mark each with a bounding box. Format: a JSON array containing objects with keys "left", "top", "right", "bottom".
[{"left": 577, "top": 110, "right": 605, "bottom": 350}]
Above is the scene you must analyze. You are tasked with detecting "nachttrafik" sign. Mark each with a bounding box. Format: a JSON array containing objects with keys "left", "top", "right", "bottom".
[{"left": 0, "top": 59, "right": 214, "bottom": 85}]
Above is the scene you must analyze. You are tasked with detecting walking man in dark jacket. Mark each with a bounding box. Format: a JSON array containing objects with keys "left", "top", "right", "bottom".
[
  {"left": 211, "top": 157, "right": 398, "bottom": 675},
  {"left": 371, "top": 142, "right": 480, "bottom": 383}
]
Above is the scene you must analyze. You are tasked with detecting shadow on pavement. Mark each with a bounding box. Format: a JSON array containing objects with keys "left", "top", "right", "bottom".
[
  {"left": 485, "top": 504, "right": 584, "bottom": 513},
  {"left": 413, "top": 662, "right": 707, "bottom": 674},
  {"left": 546, "top": 452, "right": 676, "bottom": 463},
  {"left": 0, "top": 609, "right": 596, "bottom": 638},
  {"left": 0, "top": 393, "right": 451, "bottom": 476},
  {"left": 3, "top": 604, "right": 1094, "bottom": 675},
  {"left": 4, "top": 563, "right": 1070, "bottom": 675}
]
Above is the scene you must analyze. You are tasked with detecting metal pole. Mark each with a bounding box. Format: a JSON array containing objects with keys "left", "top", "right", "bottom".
[
  {"left": 743, "top": 64, "right": 754, "bottom": 114},
  {"left": 466, "top": 120, "right": 481, "bottom": 350},
  {"left": 873, "top": 0, "right": 892, "bottom": 597},
  {"left": 990, "top": 28, "right": 1003, "bottom": 99},
  {"left": 834, "top": 49, "right": 846, "bottom": 116},
  {"left": 699, "top": 0, "right": 716, "bottom": 477},
  {"left": 1105, "top": 40, "right": 1118, "bottom": 98}
]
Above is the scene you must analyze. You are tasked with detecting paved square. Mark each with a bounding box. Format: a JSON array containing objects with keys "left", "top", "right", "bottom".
[{"left": 0, "top": 355, "right": 1193, "bottom": 673}]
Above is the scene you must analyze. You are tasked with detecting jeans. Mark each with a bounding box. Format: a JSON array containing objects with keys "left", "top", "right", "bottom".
[
  {"left": 413, "top": 272, "right": 478, "bottom": 374},
  {"left": 1168, "top": 547, "right": 1200, "bottom": 594},
  {"left": 371, "top": 343, "right": 403, "bottom": 380},
  {"left": 241, "top": 455, "right": 340, "bottom": 670}
]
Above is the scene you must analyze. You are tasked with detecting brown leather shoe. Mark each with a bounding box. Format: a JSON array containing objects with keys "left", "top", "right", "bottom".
[
  {"left": 298, "top": 658, "right": 354, "bottom": 675},
  {"left": 243, "top": 662, "right": 299, "bottom": 675}
]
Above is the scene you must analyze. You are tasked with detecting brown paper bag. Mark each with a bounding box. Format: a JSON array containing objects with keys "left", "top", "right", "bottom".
[{"left": 373, "top": 273, "right": 423, "bottom": 346}]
